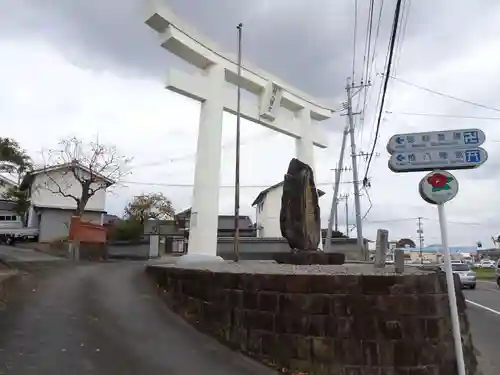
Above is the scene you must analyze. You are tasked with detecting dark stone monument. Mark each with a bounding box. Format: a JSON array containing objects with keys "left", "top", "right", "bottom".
[
  {"left": 277, "top": 158, "right": 345, "bottom": 265},
  {"left": 280, "top": 158, "right": 321, "bottom": 250}
]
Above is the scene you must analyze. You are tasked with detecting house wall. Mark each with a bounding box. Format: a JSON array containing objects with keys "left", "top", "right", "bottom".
[
  {"left": 255, "top": 185, "right": 283, "bottom": 238},
  {"left": 38, "top": 208, "right": 102, "bottom": 243},
  {"left": 30, "top": 170, "right": 106, "bottom": 212},
  {"left": 0, "top": 209, "right": 23, "bottom": 229}
]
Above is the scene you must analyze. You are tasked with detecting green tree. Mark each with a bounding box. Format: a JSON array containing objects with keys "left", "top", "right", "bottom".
[
  {"left": 0, "top": 138, "right": 33, "bottom": 215},
  {"left": 0, "top": 137, "right": 33, "bottom": 177},
  {"left": 124, "top": 192, "right": 175, "bottom": 223},
  {"left": 108, "top": 219, "right": 144, "bottom": 242}
]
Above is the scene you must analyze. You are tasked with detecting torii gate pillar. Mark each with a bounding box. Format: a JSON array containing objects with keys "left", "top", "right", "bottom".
[
  {"left": 144, "top": 1, "right": 334, "bottom": 258},
  {"left": 189, "top": 65, "right": 225, "bottom": 256}
]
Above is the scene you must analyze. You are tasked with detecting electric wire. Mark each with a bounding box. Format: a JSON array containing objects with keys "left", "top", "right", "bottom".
[
  {"left": 352, "top": 0, "right": 359, "bottom": 84},
  {"left": 363, "top": 0, "right": 404, "bottom": 182},
  {"left": 357, "top": 0, "right": 376, "bottom": 153},
  {"left": 122, "top": 180, "right": 361, "bottom": 188},
  {"left": 131, "top": 132, "right": 276, "bottom": 169},
  {"left": 164, "top": 12, "right": 334, "bottom": 111},
  {"left": 386, "top": 111, "right": 500, "bottom": 120},
  {"left": 392, "top": 0, "right": 412, "bottom": 77},
  {"left": 387, "top": 75, "right": 500, "bottom": 113},
  {"left": 367, "top": 0, "right": 385, "bottom": 82}
]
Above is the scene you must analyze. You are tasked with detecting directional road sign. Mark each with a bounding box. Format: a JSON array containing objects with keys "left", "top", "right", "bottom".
[
  {"left": 388, "top": 147, "right": 488, "bottom": 173},
  {"left": 387, "top": 129, "right": 486, "bottom": 154}
]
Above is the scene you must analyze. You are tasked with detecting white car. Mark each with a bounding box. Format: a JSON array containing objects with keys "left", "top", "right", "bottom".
[
  {"left": 439, "top": 263, "right": 477, "bottom": 289},
  {"left": 478, "top": 260, "right": 496, "bottom": 269}
]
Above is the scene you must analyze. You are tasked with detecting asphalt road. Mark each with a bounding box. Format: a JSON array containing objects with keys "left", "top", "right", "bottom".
[
  {"left": 464, "top": 281, "right": 500, "bottom": 375},
  {"left": 0, "top": 262, "right": 275, "bottom": 375}
]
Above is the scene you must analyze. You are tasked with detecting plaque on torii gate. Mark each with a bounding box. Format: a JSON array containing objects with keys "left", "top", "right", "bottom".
[{"left": 143, "top": 1, "right": 336, "bottom": 257}]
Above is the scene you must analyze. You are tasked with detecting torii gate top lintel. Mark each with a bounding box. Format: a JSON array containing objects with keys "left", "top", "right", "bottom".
[
  {"left": 144, "top": 1, "right": 332, "bottom": 148},
  {"left": 145, "top": 2, "right": 333, "bottom": 114}
]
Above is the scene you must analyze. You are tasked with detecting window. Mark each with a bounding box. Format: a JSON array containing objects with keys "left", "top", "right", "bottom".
[
  {"left": 0, "top": 215, "right": 18, "bottom": 221},
  {"left": 452, "top": 264, "right": 470, "bottom": 272}
]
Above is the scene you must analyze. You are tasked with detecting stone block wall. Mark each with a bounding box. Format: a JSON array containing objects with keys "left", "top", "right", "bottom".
[{"left": 146, "top": 266, "right": 480, "bottom": 375}]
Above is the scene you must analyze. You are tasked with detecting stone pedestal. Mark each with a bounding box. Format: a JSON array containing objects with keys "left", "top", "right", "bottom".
[{"left": 273, "top": 251, "right": 345, "bottom": 265}]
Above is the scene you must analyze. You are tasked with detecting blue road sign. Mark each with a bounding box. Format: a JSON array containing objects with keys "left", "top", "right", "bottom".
[
  {"left": 388, "top": 147, "right": 488, "bottom": 173},
  {"left": 387, "top": 128, "right": 486, "bottom": 154}
]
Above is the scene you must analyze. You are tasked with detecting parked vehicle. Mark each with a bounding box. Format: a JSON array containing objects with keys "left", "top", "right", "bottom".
[
  {"left": 477, "top": 259, "right": 496, "bottom": 269},
  {"left": 439, "top": 263, "right": 476, "bottom": 289},
  {"left": 0, "top": 228, "right": 39, "bottom": 245},
  {"left": 496, "top": 260, "right": 500, "bottom": 288}
]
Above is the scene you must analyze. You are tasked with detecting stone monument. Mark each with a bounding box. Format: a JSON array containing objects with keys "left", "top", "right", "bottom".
[
  {"left": 280, "top": 158, "right": 321, "bottom": 250},
  {"left": 277, "top": 158, "right": 345, "bottom": 265}
]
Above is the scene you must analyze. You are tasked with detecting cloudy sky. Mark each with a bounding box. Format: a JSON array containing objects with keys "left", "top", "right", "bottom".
[{"left": 2, "top": 0, "right": 500, "bottom": 247}]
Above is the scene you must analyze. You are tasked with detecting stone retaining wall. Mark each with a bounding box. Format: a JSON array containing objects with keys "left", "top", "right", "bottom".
[{"left": 146, "top": 265, "right": 480, "bottom": 374}]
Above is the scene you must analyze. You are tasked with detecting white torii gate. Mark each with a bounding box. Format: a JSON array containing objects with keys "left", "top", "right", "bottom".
[{"left": 143, "top": 1, "right": 335, "bottom": 258}]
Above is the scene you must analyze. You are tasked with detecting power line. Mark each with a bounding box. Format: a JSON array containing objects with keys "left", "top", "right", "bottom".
[
  {"left": 386, "top": 111, "right": 500, "bottom": 120},
  {"left": 364, "top": 0, "right": 404, "bottom": 182},
  {"left": 360, "top": 0, "right": 385, "bottom": 150},
  {"left": 167, "top": 13, "right": 334, "bottom": 112},
  {"left": 131, "top": 132, "right": 276, "bottom": 169},
  {"left": 357, "top": 0, "right": 376, "bottom": 150},
  {"left": 368, "top": 0, "right": 385, "bottom": 80},
  {"left": 387, "top": 75, "right": 500, "bottom": 113},
  {"left": 122, "top": 180, "right": 360, "bottom": 188},
  {"left": 352, "top": 0, "right": 359, "bottom": 83},
  {"left": 361, "top": 0, "right": 375, "bottom": 85},
  {"left": 365, "top": 217, "right": 423, "bottom": 224},
  {"left": 364, "top": 216, "right": 484, "bottom": 226},
  {"left": 392, "top": 0, "right": 412, "bottom": 77}
]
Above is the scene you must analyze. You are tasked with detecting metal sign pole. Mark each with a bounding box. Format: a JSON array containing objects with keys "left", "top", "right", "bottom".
[
  {"left": 233, "top": 23, "right": 243, "bottom": 262},
  {"left": 438, "top": 203, "right": 466, "bottom": 375}
]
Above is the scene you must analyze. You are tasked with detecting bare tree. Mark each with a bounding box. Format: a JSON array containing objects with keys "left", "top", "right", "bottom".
[{"left": 41, "top": 137, "right": 132, "bottom": 216}]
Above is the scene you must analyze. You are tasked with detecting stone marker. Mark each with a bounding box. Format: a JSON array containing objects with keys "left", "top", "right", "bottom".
[
  {"left": 374, "top": 229, "right": 388, "bottom": 268},
  {"left": 395, "top": 249, "right": 404, "bottom": 273},
  {"left": 280, "top": 158, "right": 321, "bottom": 251}
]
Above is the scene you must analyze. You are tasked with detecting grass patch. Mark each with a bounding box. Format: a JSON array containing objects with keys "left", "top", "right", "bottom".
[{"left": 472, "top": 268, "right": 496, "bottom": 279}]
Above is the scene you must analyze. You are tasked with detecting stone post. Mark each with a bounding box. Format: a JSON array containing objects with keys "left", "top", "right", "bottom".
[
  {"left": 395, "top": 249, "right": 405, "bottom": 273},
  {"left": 374, "top": 229, "right": 388, "bottom": 268}
]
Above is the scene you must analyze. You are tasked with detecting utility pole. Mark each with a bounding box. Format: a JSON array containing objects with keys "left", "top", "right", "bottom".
[
  {"left": 233, "top": 23, "right": 243, "bottom": 262},
  {"left": 334, "top": 194, "right": 339, "bottom": 232},
  {"left": 346, "top": 78, "right": 365, "bottom": 251},
  {"left": 339, "top": 193, "right": 349, "bottom": 236},
  {"left": 357, "top": 151, "right": 380, "bottom": 161},
  {"left": 417, "top": 217, "right": 424, "bottom": 263},
  {"left": 325, "top": 157, "right": 351, "bottom": 251}
]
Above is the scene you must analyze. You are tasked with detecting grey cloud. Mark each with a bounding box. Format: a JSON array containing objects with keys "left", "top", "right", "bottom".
[
  {"left": 6, "top": 0, "right": 500, "bottom": 100},
  {"left": 2, "top": 0, "right": 167, "bottom": 78},
  {"left": 2, "top": 0, "right": 390, "bottom": 98}
]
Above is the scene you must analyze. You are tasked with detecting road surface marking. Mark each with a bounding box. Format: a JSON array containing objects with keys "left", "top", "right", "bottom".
[{"left": 466, "top": 300, "right": 500, "bottom": 316}]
